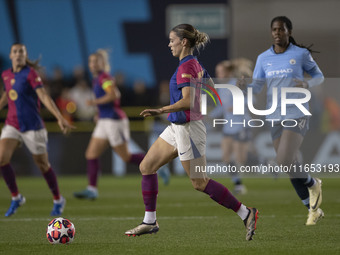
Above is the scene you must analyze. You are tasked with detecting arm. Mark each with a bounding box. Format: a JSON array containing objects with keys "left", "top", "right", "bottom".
[
  {"left": 0, "top": 92, "right": 8, "bottom": 111},
  {"left": 87, "top": 80, "right": 120, "bottom": 106},
  {"left": 35, "top": 87, "right": 75, "bottom": 134},
  {"left": 140, "top": 86, "right": 191, "bottom": 117},
  {"left": 296, "top": 51, "right": 324, "bottom": 88}
]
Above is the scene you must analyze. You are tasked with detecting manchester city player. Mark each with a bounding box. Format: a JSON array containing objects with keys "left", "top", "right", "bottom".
[{"left": 239, "top": 16, "right": 324, "bottom": 225}]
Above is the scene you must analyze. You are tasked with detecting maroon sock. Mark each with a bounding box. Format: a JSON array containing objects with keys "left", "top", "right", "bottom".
[
  {"left": 1, "top": 164, "right": 19, "bottom": 197},
  {"left": 43, "top": 168, "right": 60, "bottom": 200},
  {"left": 129, "top": 153, "right": 145, "bottom": 165},
  {"left": 204, "top": 179, "right": 241, "bottom": 212},
  {"left": 142, "top": 174, "right": 158, "bottom": 211},
  {"left": 87, "top": 159, "right": 99, "bottom": 187}
]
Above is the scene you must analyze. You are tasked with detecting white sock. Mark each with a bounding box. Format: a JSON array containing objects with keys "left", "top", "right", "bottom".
[
  {"left": 143, "top": 211, "right": 156, "bottom": 224},
  {"left": 237, "top": 204, "right": 249, "bottom": 220},
  {"left": 53, "top": 196, "right": 64, "bottom": 204},
  {"left": 12, "top": 194, "right": 21, "bottom": 201},
  {"left": 87, "top": 185, "right": 98, "bottom": 193}
]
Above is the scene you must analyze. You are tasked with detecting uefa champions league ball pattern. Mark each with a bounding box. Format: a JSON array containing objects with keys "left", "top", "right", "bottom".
[{"left": 46, "top": 217, "right": 75, "bottom": 244}]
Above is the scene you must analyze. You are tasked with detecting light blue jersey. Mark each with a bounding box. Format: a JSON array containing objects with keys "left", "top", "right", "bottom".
[
  {"left": 250, "top": 43, "right": 324, "bottom": 120},
  {"left": 210, "top": 79, "right": 251, "bottom": 135}
]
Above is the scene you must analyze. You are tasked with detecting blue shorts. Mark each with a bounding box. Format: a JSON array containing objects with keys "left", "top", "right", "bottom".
[
  {"left": 270, "top": 118, "right": 309, "bottom": 140},
  {"left": 224, "top": 128, "right": 252, "bottom": 142}
]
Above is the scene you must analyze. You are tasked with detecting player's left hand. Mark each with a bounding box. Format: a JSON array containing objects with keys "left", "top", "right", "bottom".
[
  {"left": 140, "top": 108, "right": 163, "bottom": 117},
  {"left": 58, "top": 118, "right": 76, "bottom": 135},
  {"left": 294, "top": 78, "right": 309, "bottom": 88}
]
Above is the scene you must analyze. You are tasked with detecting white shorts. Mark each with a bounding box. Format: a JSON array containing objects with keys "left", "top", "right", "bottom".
[
  {"left": 0, "top": 125, "right": 48, "bottom": 155},
  {"left": 160, "top": 120, "right": 206, "bottom": 161},
  {"left": 92, "top": 118, "right": 130, "bottom": 147}
]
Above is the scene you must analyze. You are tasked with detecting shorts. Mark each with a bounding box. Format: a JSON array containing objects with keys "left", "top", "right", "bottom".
[
  {"left": 270, "top": 118, "right": 309, "bottom": 140},
  {"left": 224, "top": 128, "right": 252, "bottom": 142},
  {"left": 160, "top": 120, "right": 206, "bottom": 161},
  {"left": 92, "top": 118, "right": 130, "bottom": 147},
  {"left": 0, "top": 125, "right": 48, "bottom": 155}
]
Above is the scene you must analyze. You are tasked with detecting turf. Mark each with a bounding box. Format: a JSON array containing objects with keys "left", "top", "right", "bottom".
[{"left": 0, "top": 175, "right": 339, "bottom": 255}]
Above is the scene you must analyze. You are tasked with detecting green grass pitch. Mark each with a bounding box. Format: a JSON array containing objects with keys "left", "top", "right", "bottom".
[{"left": 0, "top": 175, "right": 339, "bottom": 255}]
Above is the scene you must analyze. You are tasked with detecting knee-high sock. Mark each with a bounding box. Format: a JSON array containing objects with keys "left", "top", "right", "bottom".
[
  {"left": 290, "top": 178, "right": 309, "bottom": 208},
  {"left": 87, "top": 159, "right": 99, "bottom": 187},
  {"left": 1, "top": 164, "right": 19, "bottom": 197},
  {"left": 142, "top": 174, "right": 158, "bottom": 211},
  {"left": 43, "top": 168, "right": 60, "bottom": 200},
  {"left": 129, "top": 153, "right": 145, "bottom": 165},
  {"left": 203, "top": 179, "right": 241, "bottom": 212}
]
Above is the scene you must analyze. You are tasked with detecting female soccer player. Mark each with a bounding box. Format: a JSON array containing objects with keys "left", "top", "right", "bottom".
[
  {"left": 73, "top": 49, "right": 145, "bottom": 199},
  {"left": 238, "top": 16, "right": 324, "bottom": 225},
  {"left": 0, "top": 43, "right": 74, "bottom": 216},
  {"left": 211, "top": 59, "right": 254, "bottom": 195},
  {"left": 125, "top": 24, "right": 258, "bottom": 241}
]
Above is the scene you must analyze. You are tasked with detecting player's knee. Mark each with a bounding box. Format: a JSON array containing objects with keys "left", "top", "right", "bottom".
[
  {"left": 191, "top": 178, "right": 209, "bottom": 192},
  {"left": 34, "top": 159, "right": 50, "bottom": 172},
  {"left": 276, "top": 155, "right": 294, "bottom": 166},
  {"left": 85, "top": 150, "right": 96, "bottom": 160},
  {"left": 0, "top": 155, "right": 10, "bottom": 166},
  {"left": 120, "top": 154, "right": 131, "bottom": 163},
  {"left": 139, "top": 159, "right": 155, "bottom": 175}
]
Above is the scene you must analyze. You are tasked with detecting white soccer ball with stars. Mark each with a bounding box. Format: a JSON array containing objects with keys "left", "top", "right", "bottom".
[{"left": 46, "top": 217, "right": 75, "bottom": 244}]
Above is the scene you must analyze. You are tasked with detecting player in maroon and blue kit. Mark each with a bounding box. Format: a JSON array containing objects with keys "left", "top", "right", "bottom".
[
  {"left": 73, "top": 49, "right": 145, "bottom": 199},
  {"left": 0, "top": 43, "right": 74, "bottom": 217},
  {"left": 125, "top": 24, "right": 259, "bottom": 241}
]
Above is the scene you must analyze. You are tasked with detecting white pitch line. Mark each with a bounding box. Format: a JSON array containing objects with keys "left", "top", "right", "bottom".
[
  {"left": 0, "top": 216, "right": 217, "bottom": 222},
  {"left": 0, "top": 214, "right": 338, "bottom": 222}
]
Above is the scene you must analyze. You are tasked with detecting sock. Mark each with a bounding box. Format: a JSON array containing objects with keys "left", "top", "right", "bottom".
[
  {"left": 129, "top": 153, "right": 145, "bottom": 165},
  {"left": 142, "top": 174, "right": 158, "bottom": 220},
  {"left": 87, "top": 159, "right": 99, "bottom": 187},
  {"left": 12, "top": 194, "right": 22, "bottom": 201},
  {"left": 203, "top": 179, "right": 241, "bottom": 212},
  {"left": 87, "top": 185, "right": 98, "bottom": 193},
  {"left": 143, "top": 211, "right": 156, "bottom": 224},
  {"left": 290, "top": 178, "right": 310, "bottom": 208},
  {"left": 43, "top": 168, "right": 60, "bottom": 200},
  {"left": 237, "top": 204, "right": 250, "bottom": 220},
  {"left": 1, "top": 164, "right": 19, "bottom": 197},
  {"left": 304, "top": 175, "right": 315, "bottom": 188}
]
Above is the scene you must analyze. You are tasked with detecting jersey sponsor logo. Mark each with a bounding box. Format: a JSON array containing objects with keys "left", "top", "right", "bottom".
[
  {"left": 3, "top": 76, "right": 9, "bottom": 80},
  {"left": 267, "top": 63, "right": 272, "bottom": 66},
  {"left": 181, "top": 73, "right": 192, "bottom": 78},
  {"left": 10, "top": 79, "right": 15, "bottom": 86},
  {"left": 289, "top": 59, "right": 296, "bottom": 65},
  {"left": 267, "top": 68, "right": 293, "bottom": 77},
  {"left": 35, "top": 76, "right": 42, "bottom": 82},
  {"left": 9, "top": 89, "right": 18, "bottom": 101}
]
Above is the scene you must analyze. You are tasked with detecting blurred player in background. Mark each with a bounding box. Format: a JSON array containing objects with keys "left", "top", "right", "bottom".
[
  {"left": 74, "top": 49, "right": 145, "bottom": 200},
  {"left": 0, "top": 43, "right": 74, "bottom": 217},
  {"left": 125, "top": 24, "right": 259, "bottom": 241},
  {"left": 238, "top": 16, "right": 324, "bottom": 225},
  {"left": 211, "top": 58, "right": 254, "bottom": 195}
]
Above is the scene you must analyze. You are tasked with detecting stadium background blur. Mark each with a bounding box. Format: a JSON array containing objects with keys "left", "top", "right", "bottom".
[{"left": 1, "top": 0, "right": 340, "bottom": 176}]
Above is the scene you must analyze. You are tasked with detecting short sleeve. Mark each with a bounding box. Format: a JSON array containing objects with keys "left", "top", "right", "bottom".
[
  {"left": 99, "top": 73, "right": 115, "bottom": 93},
  {"left": 176, "top": 62, "right": 197, "bottom": 89},
  {"left": 27, "top": 68, "right": 43, "bottom": 90}
]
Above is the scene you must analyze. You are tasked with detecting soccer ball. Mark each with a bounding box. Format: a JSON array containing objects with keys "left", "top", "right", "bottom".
[{"left": 46, "top": 217, "right": 75, "bottom": 244}]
